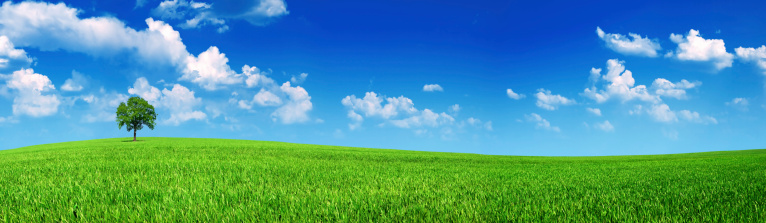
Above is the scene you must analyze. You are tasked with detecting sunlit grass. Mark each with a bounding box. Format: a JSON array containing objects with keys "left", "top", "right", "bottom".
[{"left": 0, "top": 137, "right": 763, "bottom": 221}]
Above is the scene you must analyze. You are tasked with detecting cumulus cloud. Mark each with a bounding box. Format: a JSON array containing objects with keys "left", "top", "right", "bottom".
[
  {"left": 678, "top": 110, "right": 717, "bottom": 124},
  {"left": 596, "top": 27, "right": 661, "bottom": 57},
  {"left": 347, "top": 110, "right": 363, "bottom": 130},
  {"left": 271, "top": 82, "right": 312, "bottom": 124},
  {"left": 0, "top": 35, "right": 32, "bottom": 72},
  {"left": 290, "top": 72, "right": 308, "bottom": 84},
  {"left": 128, "top": 77, "right": 206, "bottom": 125},
  {"left": 650, "top": 78, "right": 700, "bottom": 100},
  {"left": 252, "top": 88, "right": 282, "bottom": 106},
  {"left": 0, "top": 1, "right": 265, "bottom": 91},
  {"left": 645, "top": 103, "right": 716, "bottom": 124},
  {"left": 340, "top": 91, "right": 481, "bottom": 135},
  {"left": 506, "top": 88, "right": 525, "bottom": 100},
  {"left": 535, "top": 89, "right": 575, "bottom": 110},
  {"left": 582, "top": 59, "right": 696, "bottom": 104},
  {"left": 128, "top": 77, "right": 162, "bottom": 104},
  {"left": 593, "top": 120, "right": 614, "bottom": 132},
  {"left": 735, "top": 45, "right": 766, "bottom": 74},
  {"left": 464, "top": 117, "right": 493, "bottom": 131},
  {"left": 0, "top": 115, "right": 16, "bottom": 123},
  {"left": 583, "top": 59, "right": 656, "bottom": 103},
  {"left": 0, "top": 2, "right": 189, "bottom": 67},
  {"left": 81, "top": 91, "right": 129, "bottom": 123},
  {"left": 423, "top": 84, "right": 443, "bottom": 92},
  {"left": 449, "top": 104, "right": 461, "bottom": 114},
  {"left": 726, "top": 97, "right": 748, "bottom": 111},
  {"left": 586, "top": 107, "right": 601, "bottom": 116},
  {"left": 152, "top": 0, "right": 226, "bottom": 32},
  {"left": 161, "top": 84, "right": 207, "bottom": 125},
  {"left": 668, "top": 29, "right": 734, "bottom": 70},
  {"left": 647, "top": 103, "right": 677, "bottom": 123},
  {"left": 2, "top": 68, "right": 60, "bottom": 117},
  {"left": 243, "top": 65, "right": 275, "bottom": 88},
  {"left": 525, "top": 113, "right": 560, "bottom": 132},
  {"left": 61, "top": 70, "right": 88, "bottom": 92},
  {"left": 235, "top": 67, "right": 314, "bottom": 124},
  {"left": 341, "top": 92, "right": 417, "bottom": 120},
  {"left": 389, "top": 109, "right": 454, "bottom": 128},
  {"left": 151, "top": 0, "right": 289, "bottom": 32},
  {"left": 181, "top": 46, "right": 242, "bottom": 90}
]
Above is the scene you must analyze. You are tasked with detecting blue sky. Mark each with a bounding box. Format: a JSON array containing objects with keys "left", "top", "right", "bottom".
[{"left": 1, "top": 0, "right": 765, "bottom": 156}]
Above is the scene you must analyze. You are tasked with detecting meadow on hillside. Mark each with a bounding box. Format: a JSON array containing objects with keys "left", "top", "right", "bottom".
[{"left": 0, "top": 138, "right": 763, "bottom": 221}]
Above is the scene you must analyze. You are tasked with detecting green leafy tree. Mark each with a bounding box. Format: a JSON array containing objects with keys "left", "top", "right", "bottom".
[{"left": 116, "top": 96, "right": 157, "bottom": 141}]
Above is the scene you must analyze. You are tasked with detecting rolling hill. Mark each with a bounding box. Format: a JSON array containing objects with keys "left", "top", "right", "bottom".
[{"left": 0, "top": 137, "right": 763, "bottom": 221}]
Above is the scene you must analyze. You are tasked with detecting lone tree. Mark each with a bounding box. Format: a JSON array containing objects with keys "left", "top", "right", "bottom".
[{"left": 116, "top": 96, "right": 157, "bottom": 141}]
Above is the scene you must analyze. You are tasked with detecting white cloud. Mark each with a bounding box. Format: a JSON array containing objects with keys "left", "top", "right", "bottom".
[
  {"left": 582, "top": 59, "right": 663, "bottom": 103},
  {"left": 726, "top": 97, "right": 748, "bottom": 111},
  {"left": 645, "top": 103, "right": 716, "bottom": 124},
  {"left": 290, "top": 72, "right": 308, "bottom": 84},
  {"left": 506, "top": 88, "right": 525, "bottom": 100},
  {"left": 535, "top": 88, "right": 575, "bottom": 110},
  {"left": 347, "top": 110, "right": 363, "bottom": 130},
  {"left": 128, "top": 77, "right": 206, "bottom": 125},
  {"left": 161, "top": 84, "right": 207, "bottom": 125},
  {"left": 181, "top": 46, "right": 242, "bottom": 90},
  {"left": 0, "top": 35, "right": 32, "bottom": 71},
  {"left": 390, "top": 109, "right": 454, "bottom": 128},
  {"left": 735, "top": 45, "right": 766, "bottom": 74},
  {"left": 61, "top": 70, "right": 88, "bottom": 92},
  {"left": 651, "top": 78, "right": 700, "bottom": 100},
  {"left": 629, "top": 105, "right": 643, "bottom": 115},
  {"left": 128, "top": 77, "right": 162, "bottom": 104},
  {"left": 449, "top": 104, "right": 461, "bottom": 114},
  {"left": 0, "top": 115, "right": 16, "bottom": 123},
  {"left": 588, "top": 68, "right": 602, "bottom": 84},
  {"left": 252, "top": 88, "right": 283, "bottom": 107},
  {"left": 237, "top": 99, "right": 252, "bottom": 110},
  {"left": 668, "top": 29, "right": 734, "bottom": 70},
  {"left": 341, "top": 92, "right": 417, "bottom": 119},
  {"left": 2, "top": 68, "right": 60, "bottom": 117},
  {"left": 0, "top": 2, "right": 271, "bottom": 92},
  {"left": 151, "top": 0, "right": 288, "bottom": 32},
  {"left": 152, "top": 0, "right": 226, "bottom": 32},
  {"left": 165, "top": 110, "right": 207, "bottom": 125},
  {"left": 678, "top": 110, "right": 717, "bottom": 124},
  {"left": 423, "top": 84, "right": 443, "bottom": 92},
  {"left": 647, "top": 103, "right": 677, "bottom": 123},
  {"left": 594, "top": 120, "right": 614, "bottom": 132},
  {"left": 271, "top": 82, "right": 312, "bottom": 124},
  {"left": 586, "top": 107, "right": 601, "bottom": 116},
  {"left": 243, "top": 65, "right": 275, "bottom": 88},
  {"left": 340, "top": 91, "right": 483, "bottom": 134},
  {"left": 0, "top": 2, "right": 189, "bottom": 67},
  {"left": 464, "top": 117, "right": 493, "bottom": 131},
  {"left": 596, "top": 27, "right": 661, "bottom": 57},
  {"left": 235, "top": 73, "right": 314, "bottom": 124},
  {"left": 525, "top": 113, "right": 560, "bottom": 132},
  {"left": 82, "top": 92, "right": 129, "bottom": 123}
]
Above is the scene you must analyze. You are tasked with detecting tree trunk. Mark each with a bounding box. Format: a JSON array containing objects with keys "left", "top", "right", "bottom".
[{"left": 133, "top": 129, "right": 136, "bottom": 141}]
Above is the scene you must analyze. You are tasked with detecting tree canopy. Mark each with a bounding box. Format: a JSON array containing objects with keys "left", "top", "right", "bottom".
[{"left": 116, "top": 96, "right": 157, "bottom": 141}]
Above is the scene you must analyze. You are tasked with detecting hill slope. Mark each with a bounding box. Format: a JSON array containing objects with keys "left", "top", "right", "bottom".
[{"left": 1, "top": 137, "right": 764, "bottom": 221}]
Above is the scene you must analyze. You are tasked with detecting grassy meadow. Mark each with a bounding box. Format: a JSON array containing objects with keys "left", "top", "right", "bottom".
[{"left": 0, "top": 137, "right": 764, "bottom": 221}]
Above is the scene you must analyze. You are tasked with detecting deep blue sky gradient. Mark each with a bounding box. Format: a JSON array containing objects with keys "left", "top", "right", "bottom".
[{"left": 1, "top": 0, "right": 765, "bottom": 155}]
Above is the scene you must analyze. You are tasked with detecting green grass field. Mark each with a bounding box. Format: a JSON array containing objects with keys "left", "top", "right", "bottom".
[{"left": 0, "top": 137, "right": 763, "bottom": 221}]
